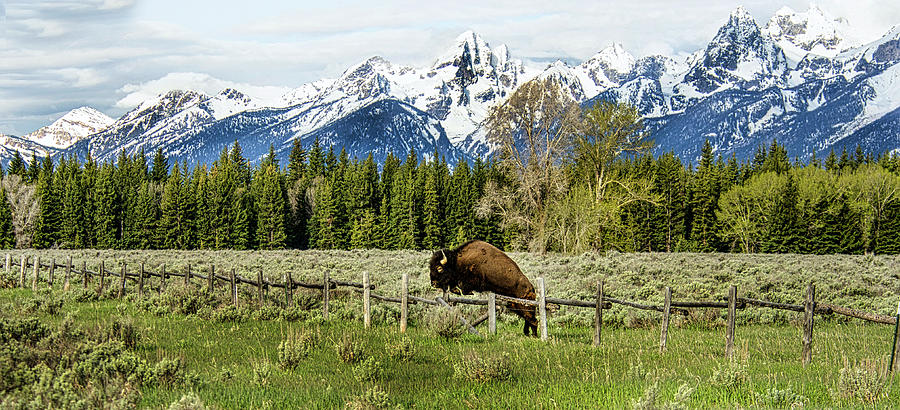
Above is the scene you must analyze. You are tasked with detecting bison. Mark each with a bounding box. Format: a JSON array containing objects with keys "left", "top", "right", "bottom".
[{"left": 429, "top": 240, "right": 538, "bottom": 336}]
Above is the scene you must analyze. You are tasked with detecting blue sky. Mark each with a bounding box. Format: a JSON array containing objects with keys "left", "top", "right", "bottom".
[{"left": 1, "top": 0, "right": 899, "bottom": 135}]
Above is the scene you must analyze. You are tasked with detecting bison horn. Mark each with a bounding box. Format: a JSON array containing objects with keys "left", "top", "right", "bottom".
[{"left": 440, "top": 250, "right": 447, "bottom": 266}]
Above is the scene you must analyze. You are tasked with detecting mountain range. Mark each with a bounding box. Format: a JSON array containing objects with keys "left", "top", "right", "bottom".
[{"left": 4, "top": 5, "right": 900, "bottom": 166}]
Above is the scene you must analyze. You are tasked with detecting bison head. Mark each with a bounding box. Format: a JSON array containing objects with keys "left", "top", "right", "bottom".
[{"left": 429, "top": 248, "right": 458, "bottom": 292}]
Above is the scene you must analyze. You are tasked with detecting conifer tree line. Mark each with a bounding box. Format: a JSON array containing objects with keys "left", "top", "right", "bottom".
[
  {"left": 0, "top": 132, "right": 896, "bottom": 255},
  {"left": 0, "top": 139, "right": 508, "bottom": 252}
]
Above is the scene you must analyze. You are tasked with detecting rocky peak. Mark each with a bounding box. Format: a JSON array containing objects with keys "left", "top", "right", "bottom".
[{"left": 764, "top": 5, "right": 858, "bottom": 58}]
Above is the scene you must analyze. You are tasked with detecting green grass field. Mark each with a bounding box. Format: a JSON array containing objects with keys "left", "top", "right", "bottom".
[{"left": 1, "top": 250, "right": 899, "bottom": 408}]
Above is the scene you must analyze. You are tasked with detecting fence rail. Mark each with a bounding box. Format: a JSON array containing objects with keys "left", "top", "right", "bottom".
[{"left": 5, "top": 253, "right": 900, "bottom": 371}]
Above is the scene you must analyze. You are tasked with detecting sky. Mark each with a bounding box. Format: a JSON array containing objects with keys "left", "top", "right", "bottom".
[{"left": 1, "top": 0, "right": 899, "bottom": 135}]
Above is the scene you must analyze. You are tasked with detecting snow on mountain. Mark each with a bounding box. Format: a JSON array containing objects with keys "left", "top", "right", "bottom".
[
  {"left": 19, "top": 5, "right": 900, "bottom": 168},
  {"left": 764, "top": 5, "right": 860, "bottom": 61},
  {"left": 683, "top": 6, "right": 789, "bottom": 94},
  {"left": 24, "top": 107, "right": 113, "bottom": 149}
]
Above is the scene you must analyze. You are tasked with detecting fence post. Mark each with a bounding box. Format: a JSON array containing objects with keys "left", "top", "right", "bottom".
[
  {"left": 802, "top": 282, "right": 816, "bottom": 366},
  {"left": 4, "top": 253, "right": 8, "bottom": 275},
  {"left": 184, "top": 264, "right": 191, "bottom": 287},
  {"left": 284, "top": 273, "right": 293, "bottom": 307},
  {"left": 64, "top": 256, "right": 71, "bottom": 292},
  {"left": 160, "top": 264, "right": 166, "bottom": 293},
  {"left": 19, "top": 256, "right": 26, "bottom": 288},
  {"left": 118, "top": 264, "right": 126, "bottom": 299},
  {"left": 138, "top": 262, "right": 145, "bottom": 298},
  {"left": 323, "top": 271, "right": 330, "bottom": 320},
  {"left": 32, "top": 256, "right": 39, "bottom": 291},
  {"left": 257, "top": 268, "right": 264, "bottom": 308},
  {"left": 594, "top": 280, "right": 604, "bottom": 347},
  {"left": 99, "top": 260, "right": 106, "bottom": 295},
  {"left": 890, "top": 301, "right": 900, "bottom": 373},
  {"left": 208, "top": 265, "right": 215, "bottom": 293},
  {"left": 230, "top": 268, "right": 237, "bottom": 306},
  {"left": 726, "top": 285, "right": 737, "bottom": 359},
  {"left": 400, "top": 273, "right": 408, "bottom": 333},
  {"left": 488, "top": 292, "right": 497, "bottom": 336},
  {"left": 363, "top": 271, "right": 371, "bottom": 329},
  {"left": 660, "top": 287, "right": 672, "bottom": 353},
  {"left": 538, "top": 277, "right": 548, "bottom": 341},
  {"left": 81, "top": 261, "right": 87, "bottom": 289},
  {"left": 48, "top": 258, "right": 55, "bottom": 288}
]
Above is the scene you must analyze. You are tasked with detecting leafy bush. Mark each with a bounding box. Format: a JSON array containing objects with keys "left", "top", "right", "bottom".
[
  {"left": 388, "top": 336, "right": 416, "bottom": 362},
  {"left": 251, "top": 360, "right": 273, "bottom": 386},
  {"left": 452, "top": 351, "right": 511, "bottom": 383},
  {"left": 427, "top": 309, "right": 465, "bottom": 339},
  {"left": 106, "top": 317, "right": 141, "bottom": 349},
  {"left": 709, "top": 361, "right": 748, "bottom": 390},
  {"left": 346, "top": 385, "right": 391, "bottom": 409},
  {"left": 68, "top": 288, "right": 99, "bottom": 303},
  {"left": 210, "top": 305, "right": 248, "bottom": 322},
  {"left": 336, "top": 334, "right": 365, "bottom": 364},
  {"left": 352, "top": 356, "right": 384, "bottom": 383},
  {"left": 754, "top": 387, "right": 806, "bottom": 408},
  {"left": 833, "top": 359, "right": 886, "bottom": 404},
  {"left": 167, "top": 391, "right": 210, "bottom": 410},
  {"left": 154, "top": 357, "right": 186, "bottom": 387},
  {"left": 279, "top": 331, "right": 315, "bottom": 369},
  {"left": 632, "top": 381, "right": 694, "bottom": 410}
]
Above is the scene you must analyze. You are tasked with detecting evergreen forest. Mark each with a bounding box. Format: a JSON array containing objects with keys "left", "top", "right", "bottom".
[{"left": 0, "top": 133, "right": 896, "bottom": 255}]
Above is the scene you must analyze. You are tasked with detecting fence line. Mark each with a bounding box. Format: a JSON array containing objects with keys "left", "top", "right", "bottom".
[{"left": 6, "top": 253, "right": 900, "bottom": 371}]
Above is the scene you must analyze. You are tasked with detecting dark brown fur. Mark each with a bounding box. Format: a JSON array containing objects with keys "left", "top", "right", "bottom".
[{"left": 429, "top": 240, "right": 538, "bottom": 336}]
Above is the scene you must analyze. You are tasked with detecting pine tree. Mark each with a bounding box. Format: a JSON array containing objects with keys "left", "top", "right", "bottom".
[
  {"left": 308, "top": 177, "right": 337, "bottom": 249},
  {"left": 8, "top": 152, "right": 26, "bottom": 177},
  {"left": 254, "top": 164, "right": 287, "bottom": 249},
  {"left": 150, "top": 148, "right": 169, "bottom": 182},
  {"left": 0, "top": 186, "right": 15, "bottom": 249},
  {"left": 32, "top": 156, "right": 62, "bottom": 248},
  {"left": 421, "top": 160, "right": 443, "bottom": 249},
  {"left": 59, "top": 169, "right": 86, "bottom": 248},
  {"left": 349, "top": 209, "right": 377, "bottom": 249},
  {"left": 824, "top": 149, "right": 838, "bottom": 171},
  {"left": 690, "top": 140, "right": 721, "bottom": 251},
  {"left": 761, "top": 173, "right": 801, "bottom": 253},
  {"left": 93, "top": 163, "right": 119, "bottom": 248},
  {"left": 132, "top": 181, "right": 159, "bottom": 249},
  {"left": 654, "top": 152, "right": 688, "bottom": 252},
  {"left": 873, "top": 197, "right": 900, "bottom": 254},
  {"left": 25, "top": 152, "right": 40, "bottom": 183}
]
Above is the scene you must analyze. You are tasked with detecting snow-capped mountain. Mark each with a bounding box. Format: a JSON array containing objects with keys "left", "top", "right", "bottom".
[
  {"left": 764, "top": 5, "right": 861, "bottom": 61},
  {"left": 8, "top": 5, "right": 900, "bottom": 168},
  {"left": 24, "top": 107, "right": 113, "bottom": 149}
]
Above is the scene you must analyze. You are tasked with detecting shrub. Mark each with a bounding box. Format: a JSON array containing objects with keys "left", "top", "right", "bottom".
[
  {"left": 833, "top": 359, "right": 886, "bottom": 404},
  {"left": 427, "top": 309, "right": 465, "bottom": 339},
  {"left": 154, "top": 358, "right": 186, "bottom": 387},
  {"left": 352, "top": 356, "right": 384, "bottom": 383},
  {"left": 251, "top": 360, "right": 273, "bottom": 386},
  {"left": 452, "top": 352, "right": 511, "bottom": 383},
  {"left": 632, "top": 381, "right": 693, "bottom": 410},
  {"left": 211, "top": 305, "right": 247, "bottom": 322},
  {"left": 709, "top": 361, "right": 748, "bottom": 390},
  {"left": 388, "top": 336, "right": 416, "bottom": 362},
  {"left": 346, "top": 385, "right": 391, "bottom": 409},
  {"left": 167, "top": 391, "right": 209, "bottom": 410},
  {"left": 279, "top": 332, "right": 315, "bottom": 369},
  {"left": 336, "top": 334, "right": 365, "bottom": 364},
  {"left": 68, "top": 288, "right": 99, "bottom": 303},
  {"left": 106, "top": 317, "right": 141, "bottom": 349},
  {"left": 754, "top": 387, "right": 806, "bottom": 408}
]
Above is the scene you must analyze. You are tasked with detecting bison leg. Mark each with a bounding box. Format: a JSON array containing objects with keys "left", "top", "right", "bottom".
[{"left": 509, "top": 303, "right": 539, "bottom": 337}]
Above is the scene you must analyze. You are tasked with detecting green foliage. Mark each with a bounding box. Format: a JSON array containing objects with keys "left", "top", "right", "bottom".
[
  {"left": 336, "top": 334, "right": 365, "bottom": 364},
  {"left": 452, "top": 351, "right": 511, "bottom": 383},
  {"left": 709, "top": 361, "right": 749, "bottom": 390},
  {"left": 166, "top": 392, "right": 210, "bottom": 410},
  {"left": 352, "top": 356, "right": 384, "bottom": 383},
  {"left": 278, "top": 331, "right": 315, "bottom": 369},
  {"left": 753, "top": 387, "right": 806, "bottom": 408},
  {"left": 632, "top": 381, "right": 694, "bottom": 410},
  {"left": 346, "top": 385, "right": 391, "bottom": 409},
  {"left": 427, "top": 308, "right": 465, "bottom": 339},
  {"left": 833, "top": 359, "right": 886, "bottom": 404}
]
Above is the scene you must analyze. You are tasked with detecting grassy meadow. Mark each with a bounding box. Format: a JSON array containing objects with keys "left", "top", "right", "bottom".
[{"left": 1, "top": 250, "right": 899, "bottom": 408}]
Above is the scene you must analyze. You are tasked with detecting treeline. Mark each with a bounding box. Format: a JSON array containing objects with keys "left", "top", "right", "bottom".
[
  {"left": 614, "top": 140, "right": 900, "bottom": 255},
  {"left": 0, "top": 139, "right": 508, "bottom": 251},
  {"left": 0, "top": 135, "right": 897, "bottom": 255}
]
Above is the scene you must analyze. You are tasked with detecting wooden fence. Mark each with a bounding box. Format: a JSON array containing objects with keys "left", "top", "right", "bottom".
[{"left": 6, "top": 253, "right": 900, "bottom": 371}]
